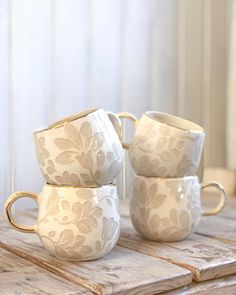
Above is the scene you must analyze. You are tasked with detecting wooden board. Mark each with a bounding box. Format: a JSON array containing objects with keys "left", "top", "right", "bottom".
[
  {"left": 119, "top": 217, "right": 236, "bottom": 282},
  {"left": 0, "top": 216, "right": 192, "bottom": 295},
  {"left": 163, "top": 274, "right": 236, "bottom": 295},
  {"left": 0, "top": 247, "right": 91, "bottom": 295}
]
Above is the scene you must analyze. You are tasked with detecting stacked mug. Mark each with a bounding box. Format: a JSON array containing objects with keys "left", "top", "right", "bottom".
[
  {"left": 4, "top": 108, "right": 124, "bottom": 261},
  {"left": 121, "top": 111, "right": 227, "bottom": 242}
]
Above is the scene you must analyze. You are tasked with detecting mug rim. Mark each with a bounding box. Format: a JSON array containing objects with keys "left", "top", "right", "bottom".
[
  {"left": 145, "top": 111, "right": 204, "bottom": 133},
  {"left": 34, "top": 108, "right": 101, "bottom": 135},
  {"left": 44, "top": 182, "right": 116, "bottom": 189},
  {"left": 134, "top": 174, "right": 199, "bottom": 182}
]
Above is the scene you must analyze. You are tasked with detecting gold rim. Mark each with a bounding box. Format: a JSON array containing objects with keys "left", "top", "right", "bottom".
[
  {"left": 145, "top": 111, "right": 204, "bottom": 133},
  {"left": 45, "top": 182, "right": 116, "bottom": 189},
  {"left": 34, "top": 108, "right": 99, "bottom": 135}
]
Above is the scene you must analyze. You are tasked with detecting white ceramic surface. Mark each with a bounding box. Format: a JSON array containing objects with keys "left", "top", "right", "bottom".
[
  {"left": 34, "top": 108, "right": 124, "bottom": 187},
  {"left": 130, "top": 175, "right": 226, "bottom": 242},
  {"left": 4, "top": 184, "right": 120, "bottom": 261}
]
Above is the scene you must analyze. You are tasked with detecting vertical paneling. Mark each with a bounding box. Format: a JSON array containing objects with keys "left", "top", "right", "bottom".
[
  {"left": 0, "top": 0, "right": 9, "bottom": 206},
  {"left": 53, "top": 0, "right": 89, "bottom": 121},
  {"left": 205, "top": 0, "right": 227, "bottom": 166},
  {"left": 150, "top": 0, "right": 178, "bottom": 114},
  {"left": 10, "top": 0, "right": 52, "bottom": 204},
  {"left": 121, "top": 0, "right": 152, "bottom": 117},
  {"left": 88, "top": 0, "right": 122, "bottom": 112},
  {"left": 226, "top": 0, "right": 235, "bottom": 169}
]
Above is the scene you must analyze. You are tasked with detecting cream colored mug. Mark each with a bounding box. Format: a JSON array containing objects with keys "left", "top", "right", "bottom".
[
  {"left": 4, "top": 184, "right": 120, "bottom": 261},
  {"left": 130, "top": 175, "right": 226, "bottom": 242},
  {"left": 34, "top": 108, "right": 124, "bottom": 187},
  {"left": 118, "top": 111, "right": 205, "bottom": 178}
]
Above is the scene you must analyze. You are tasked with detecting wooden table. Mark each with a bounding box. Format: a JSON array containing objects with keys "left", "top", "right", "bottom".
[{"left": 1, "top": 194, "right": 236, "bottom": 294}]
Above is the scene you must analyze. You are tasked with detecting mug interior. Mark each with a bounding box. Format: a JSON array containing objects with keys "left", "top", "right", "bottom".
[{"left": 146, "top": 111, "right": 204, "bottom": 132}]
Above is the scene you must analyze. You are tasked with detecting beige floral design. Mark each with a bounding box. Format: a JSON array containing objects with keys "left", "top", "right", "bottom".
[
  {"left": 37, "top": 185, "right": 120, "bottom": 261},
  {"left": 34, "top": 136, "right": 50, "bottom": 167},
  {"left": 128, "top": 116, "right": 204, "bottom": 177},
  {"left": 130, "top": 176, "right": 202, "bottom": 242}
]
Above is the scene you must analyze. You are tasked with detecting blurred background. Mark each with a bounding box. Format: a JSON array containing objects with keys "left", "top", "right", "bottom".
[{"left": 0, "top": 0, "right": 235, "bottom": 209}]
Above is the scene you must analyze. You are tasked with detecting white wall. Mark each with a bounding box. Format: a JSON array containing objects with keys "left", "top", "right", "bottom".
[{"left": 0, "top": 0, "right": 230, "bottom": 209}]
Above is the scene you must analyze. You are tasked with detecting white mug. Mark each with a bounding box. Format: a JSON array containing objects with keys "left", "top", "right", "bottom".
[
  {"left": 4, "top": 184, "right": 120, "bottom": 261},
  {"left": 34, "top": 108, "right": 124, "bottom": 187},
  {"left": 118, "top": 111, "right": 205, "bottom": 178},
  {"left": 130, "top": 175, "right": 226, "bottom": 242}
]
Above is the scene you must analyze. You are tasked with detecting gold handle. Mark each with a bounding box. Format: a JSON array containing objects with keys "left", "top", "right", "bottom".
[
  {"left": 116, "top": 112, "right": 138, "bottom": 149},
  {"left": 201, "top": 182, "right": 227, "bottom": 216},
  {"left": 107, "top": 112, "right": 123, "bottom": 140},
  {"left": 4, "top": 191, "right": 39, "bottom": 233}
]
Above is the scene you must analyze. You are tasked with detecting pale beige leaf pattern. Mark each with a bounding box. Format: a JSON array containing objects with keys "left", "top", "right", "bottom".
[
  {"left": 102, "top": 217, "right": 118, "bottom": 241},
  {"left": 97, "top": 150, "right": 105, "bottom": 166},
  {"left": 55, "top": 245, "right": 70, "bottom": 259},
  {"left": 96, "top": 240, "right": 102, "bottom": 251},
  {"left": 46, "top": 189, "right": 60, "bottom": 215},
  {"left": 61, "top": 200, "right": 70, "bottom": 210},
  {"left": 80, "top": 122, "right": 92, "bottom": 147},
  {"left": 160, "top": 217, "right": 172, "bottom": 227},
  {"left": 156, "top": 137, "right": 168, "bottom": 150},
  {"left": 77, "top": 153, "right": 89, "bottom": 169},
  {"left": 160, "top": 151, "right": 173, "bottom": 162},
  {"left": 169, "top": 208, "right": 178, "bottom": 224},
  {"left": 55, "top": 151, "right": 77, "bottom": 165},
  {"left": 93, "top": 207, "right": 102, "bottom": 218},
  {"left": 107, "top": 151, "right": 115, "bottom": 161},
  {"left": 150, "top": 194, "right": 166, "bottom": 208},
  {"left": 54, "top": 138, "right": 74, "bottom": 150},
  {"left": 77, "top": 221, "right": 91, "bottom": 234},
  {"left": 148, "top": 183, "right": 158, "bottom": 198},
  {"left": 65, "top": 124, "right": 82, "bottom": 149},
  {"left": 72, "top": 202, "right": 82, "bottom": 218},
  {"left": 59, "top": 229, "right": 74, "bottom": 246},
  {"left": 179, "top": 210, "right": 190, "bottom": 229},
  {"left": 92, "top": 133, "right": 104, "bottom": 150}
]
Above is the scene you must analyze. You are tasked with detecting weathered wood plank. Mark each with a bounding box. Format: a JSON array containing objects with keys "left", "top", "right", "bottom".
[
  {"left": 0, "top": 216, "right": 192, "bottom": 295},
  {"left": 119, "top": 217, "right": 236, "bottom": 282},
  {"left": 0, "top": 247, "right": 91, "bottom": 295},
  {"left": 163, "top": 274, "right": 236, "bottom": 295}
]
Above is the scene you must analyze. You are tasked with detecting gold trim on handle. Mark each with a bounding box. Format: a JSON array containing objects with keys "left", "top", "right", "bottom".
[
  {"left": 4, "top": 191, "right": 38, "bottom": 233},
  {"left": 201, "top": 182, "right": 227, "bottom": 216},
  {"left": 116, "top": 112, "right": 138, "bottom": 149}
]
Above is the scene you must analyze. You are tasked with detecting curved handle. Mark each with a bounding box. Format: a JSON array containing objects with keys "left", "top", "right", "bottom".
[
  {"left": 116, "top": 112, "right": 138, "bottom": 149},
  {"left": 201, "top": 182, "right": 227, "bottom": 216},
  {"left": 4, "top": 191, "right": 39, "bottom": 233},
  {"left": 107, "top": 112, "right": 123, "bottom": 140}
]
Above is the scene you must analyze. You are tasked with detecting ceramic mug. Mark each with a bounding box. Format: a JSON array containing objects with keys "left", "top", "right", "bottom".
[
  {"left": 130, "top": 175, "right": 226, "bottom": 242},
  {"left": 4, "top": 184, "right": 120, "bottom": 261},
  {"left": 34, "top": 108, "right": 124, "bottom": 187},
  {"left": 118, "top": 111, "right": 205, "bottom": 178}
]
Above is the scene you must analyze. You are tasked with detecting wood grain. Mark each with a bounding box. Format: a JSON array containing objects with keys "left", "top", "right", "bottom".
[
  {"left": 0, "top": 216, "right": 192, "bottom": 295},
  {"left": 0, "top": 247, "right": 91, "bottom": 295},
  {"left": 163, "top": 273, "right": 236, "bottom": 295},
  {"left": 119, "top": 217, "right": 236, "bottom": 282}
]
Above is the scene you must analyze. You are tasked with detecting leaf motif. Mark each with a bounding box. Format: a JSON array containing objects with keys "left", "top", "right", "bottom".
[
  {"left": 92, "top": 133, "right": 104, "bottom": 150},
  {"left": 148, "top": 183, "right": 158, "bottom": 198},
  {"left": 160, "top": 217, "right": 172, "bottom": 227},
  {"left": 96, "top": 240, "right": 102, "bottom": 251},
  {"left": 77, "top": 221, "right": 91, "bottom": 233},
  {"left": 88, "top": 216, "right": 97, "bottom": 227},
  {"left": 55, "top": 245, "right": 69, "bottom": 259},
  {"left": 150, "top": 194, "right": 166, "bottom": 208},
  {"left": 156, "top": 137, "right": 168, "bottom": 150},
  {"left": 94, "top": 170, "right": 102, "bottom": 183},
  {"left": 105, "top": 198, "right": 113, "bottom": 207},
  {"left": 56, "top": 151, "right": 77, "bottom": 165},
  {"left": 54, "top": 138, "right": 74, "bottom": 150},
  {"left": 74, "top": 235, "right": 85, "bottom": 246},
  {"left": 139, "top": 155, "right": 150, "bottom": 170},
  {"left": 49, "top": 231, "right": 56, "bottom": 238},
  {"left": 72, "top": 202, "right": 82, "bottom": 218},
  {"left": 81, "top": 122, "right": 92, "bottom": 147},
  {"left": 58, "top": 229, "right": 74, "bottom": 245},
  {"left": 159, "top": 125, "right": 170, "bottom": 136},
  {"left": 83, "top": 201, "right": 92, "bottom": 217},
  {"left": 97, "top": 150, "right": 105, "bottom": 167},
  {"left": 65, "top": 124, "right": 83, "bottom": 149},
  {"left": 80, "top": 173, "right": 93, "bottom": 181},
  {"left": 70, "top": 173, "right": 81, "bottom": 186},
  {"left": 169, "top": 208, "right": 178, "bottom": 224},
  {"left": 108, "top": 160, "right": 119, "bottom": 177},
  {"left": 93, "top": 207, "right": 102, "bottom": 218},
  {"left": 46, "top": 189, "right": 60, "bottom": 215},
  {"left": 176, "top": 140, "right": 185, "bottom": 150},
  {"left": 80, "top": 245, "right": 93, "bottom": 255},
  {"left": 61, "top": 200, "right": 70, "bottom": 210},
  {"left": 160, "top": 151, "right": 173, "bottom": 162},
  {"left": 179, "top": 210, "right": 190, "bottom": 229}
]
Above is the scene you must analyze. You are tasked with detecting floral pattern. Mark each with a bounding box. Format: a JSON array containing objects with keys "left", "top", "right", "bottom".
[
  {"left": 128, "top": 115, "right": 205, "bottom": 177},
  {"left": 34, "top": 109, "right": 124, "bottom": 186},
  {"left": 37, "top": 185, "right": 120, "bottom": 261},
  {"left": 130, "top": 176, "right": 202, "bottom": 242}
]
